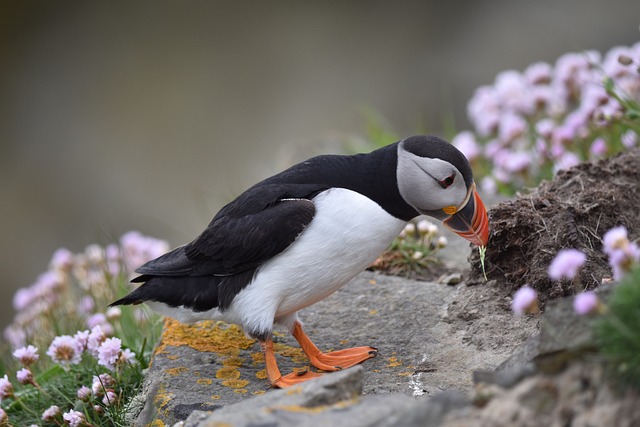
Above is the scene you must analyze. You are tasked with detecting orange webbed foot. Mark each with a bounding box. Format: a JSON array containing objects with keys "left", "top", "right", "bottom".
[{"left": 291, "top": 322, "right": 377, "bottom": 371}]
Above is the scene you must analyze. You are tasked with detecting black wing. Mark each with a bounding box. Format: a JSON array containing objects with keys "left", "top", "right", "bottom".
[{"left": 112, "top": 196, "right": 317, "bottom": 311}]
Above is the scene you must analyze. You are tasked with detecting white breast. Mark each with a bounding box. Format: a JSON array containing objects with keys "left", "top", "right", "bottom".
[{"left": 227, "top": 187, "right": 406, "bottom": 335}]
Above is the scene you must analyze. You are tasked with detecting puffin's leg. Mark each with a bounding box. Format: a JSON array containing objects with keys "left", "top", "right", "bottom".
[
  {"left": 291, "top": 321, "right": 377, "bottom": 371},
  {"left": 261, "top": 337, "right": 322, "bottom": 388}
]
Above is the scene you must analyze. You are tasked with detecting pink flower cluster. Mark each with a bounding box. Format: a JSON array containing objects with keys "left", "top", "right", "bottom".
[
  {"left": 513, "top": 225, "right": 638, "bottom": 317},
  {"left": 3, "top": 231, "right": 167, "bottom": 349},
  {"left": 453, "top": 42, "right": 640, "bottom": 194}
]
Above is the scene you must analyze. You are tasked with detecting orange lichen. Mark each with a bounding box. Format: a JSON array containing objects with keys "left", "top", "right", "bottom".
[
  {"left": 387, "top": 356, "right": 402, "bottom": 367},
  {"left": 274, "top": 342, "right": 309, "bottom": 364},
  {"left": 223, "top": 356, "right": 245, "bottom": 367},
  {"left": 251, "top": 351, "right": 265, "bottom": 365},
  {"left": 216, "top": 366, "right": 241, "bottom": 380},
  {"left": 153, "top": 384, "right": 173, "bottom": 416},
  {"left": 222, "top": 379, "right": 249, "bottom": 388},
  {"left": 155, "top": 319, "right": 255, "bottom": 357},
  {"left": 164, "top": 367, "right": 189, "bottom": 376}
]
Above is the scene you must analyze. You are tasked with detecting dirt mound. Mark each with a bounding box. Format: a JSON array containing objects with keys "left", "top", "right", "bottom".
[{"left": 470, "top": 148, "right": 640, "bottom": 303}]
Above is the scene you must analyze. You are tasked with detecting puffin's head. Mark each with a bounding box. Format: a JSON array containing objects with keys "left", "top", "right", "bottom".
[{"left": 396, "top": 135, "right": 489, "bottom": 246}]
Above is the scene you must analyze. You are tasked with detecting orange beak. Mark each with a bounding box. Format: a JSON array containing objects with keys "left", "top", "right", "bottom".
[{"left": 442, "top": 183, "right": 489, "bottom": 246}]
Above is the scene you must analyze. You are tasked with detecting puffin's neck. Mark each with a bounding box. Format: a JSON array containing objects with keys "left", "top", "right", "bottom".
[{"left": 307, "top": 143, "right": 419, "bottom": 221}]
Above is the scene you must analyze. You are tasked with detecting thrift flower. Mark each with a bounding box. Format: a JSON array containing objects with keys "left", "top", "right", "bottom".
[
  {"left": 16, "top": 368, "right": 34, "bottom": 386},
  {"left": 77, "top": 385, "right": 92, "bottom": 401},
  {"left": 92, "top": 373, "right": 115, "bottom": 396},
  {"left": 573, "top": 291, "right": 600, "bottom": 315},
  {"left": 13, "top": 345, "right": 39, "bottom": 366},
  {"left": 42, "top": 405, "right": 60, "bottom": 422},
  {"left": 0, "top": 375, "right": 14, "bottom": 400},
  {"left": 47, "top": 335, "right": 82, "bottom": 366},
  {"left": 548, "top": 249, "right": 587, "bottom": 280},
  {"left": 50, "top": 247, "right": 74, "bottom": 271},
  {"left": 602, "top": 226, "right": 640, "bottom": 280},
  {"left": 87, "top": 325, "right": 107, "bottom": 357},
  {"left": 0, "top": 408, "right": 6, "bottom": 424},
  {"left": 97, "top": 337, "right": 122, "bottom": 370},
  {"left": 512, "top": 285, "right": 539, "bottom": 316},
  {"left": 102, "top": 389, "right": 118, "bottom": 406},
  {"left": 62, "top": 409, "right": 85, "bottom": 427}
]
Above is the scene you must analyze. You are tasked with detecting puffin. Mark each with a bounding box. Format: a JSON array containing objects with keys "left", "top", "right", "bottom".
[{"left": 111, "top": 135, "right": 489, "bottom": 388}]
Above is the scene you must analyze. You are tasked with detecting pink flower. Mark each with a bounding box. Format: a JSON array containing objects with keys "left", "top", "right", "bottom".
[
  {"left": 452, "top": 131, "right": 481, "bottom": 162},
  {"left": 512, "top": 285, "right": 538, "bottom": 316},
  {"left": 92, "top": 373, "right": 115, "bottom": 396},
  {"left": 524, "top": 61, "right": 553, "bottom": 85},
  {"left": 573, "top": 291, "right": 600, "bottom": 315},
  {"left": 13, "top": 345, "right": 39, "bottom": 367},
  {"left": 97, "top": 337, "right": 122, "bottom": 370},
  {"left": 0, "top": 375, "right": 14, "bottom": 400},
  {"left": 87, "top": 325, "right": 107, "bottom": 357},
  {"left": 46, "top": 335, "right": 82, "bottom": 366},
  {"left": 553, "top": 152, "right": 580, "bottom": 174},
  {"left": 41, "top": 405, "right": 60, "bottom": 422},
  {"left": 0, "top": 408, "right": 6, "bottom": 424},
  {"left": 548, "top": 249, "right": 587, "bottom": 280},
  {"left": 16, "top": 368, "right": 34, "bottom": 385},
  {"left": 602, "top": 226, "right": 640, "bottom": 280},
  {"left": 62, "top": 409, "right": 85, "bottom": 427},
  {"left": 590, "top": 138, "right": 607, "bottom": 157},
  {"left": 102, "top": 389, "right": 118, "bottom": 406},
  {"left": 50, "top": 247, "right": 75, "bottom": 271},
  {"left": 77, "top": 385, "right": 92, "bottom": 401},
  {"left": 603, "top": 226, "right": 629, "bottom": 253},
  {"left": 622, "top": 130, "right": 637, "bottom": 148}
]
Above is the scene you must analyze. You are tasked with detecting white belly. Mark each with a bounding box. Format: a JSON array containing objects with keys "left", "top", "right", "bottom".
[{"left": 227, "top": 188, "right": 406, "bottom": 335}]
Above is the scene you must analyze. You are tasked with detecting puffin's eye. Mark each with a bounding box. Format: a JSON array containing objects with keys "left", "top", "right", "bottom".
[{"left": 438, "top": 174, "right": 455, "bottom": 189}]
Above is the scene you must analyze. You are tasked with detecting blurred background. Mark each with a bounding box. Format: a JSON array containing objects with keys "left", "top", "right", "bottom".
[{"left": 1, "top": 0, "right": 639, "bottom": 331}]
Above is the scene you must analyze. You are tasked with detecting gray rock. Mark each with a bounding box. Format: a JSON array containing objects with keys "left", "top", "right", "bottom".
[
  {"left": 132, "top": 262, "right": 537, "bottom": 425},
  {"left": 183, "top": 367, "right": 470, "bottom": 427}
]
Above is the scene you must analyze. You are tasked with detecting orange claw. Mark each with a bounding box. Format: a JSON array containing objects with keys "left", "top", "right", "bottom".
[{"left": 292, "top": 322, "right": 377, "bottom": 371}]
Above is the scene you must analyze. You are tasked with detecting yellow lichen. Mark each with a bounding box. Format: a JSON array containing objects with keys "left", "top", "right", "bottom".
[
  {"left": 398, "top": 371, "right": 413, "bottom": 376},
  {"left": 222, "top": 379, "right": 250, "bottom": 388},
  {"left": 233, "top": 389, "right": 249, "bottom": 394},
  {"left": 369, "top": 309, "right": 378, "bottom": 315},
  {"left": 253, "top": 390, "right": 266, "bottom": 395},
  {"left": 147, "top": 420, "right": 166, "bottom": 427},
  {"left": 255, "top": 369, "right": 268, "bottom": 380},
  {"left": 197, "top": 378, "right": 213, "bottom": 385},
  {"left": 216, "top": 365, "right": 241, "bottom": 380},
  {"left": 339, "top": 339, "right": 349, "bottom": 345},
  {"left": 211, "top": 395, "right": 221, "bottom": 400}
]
